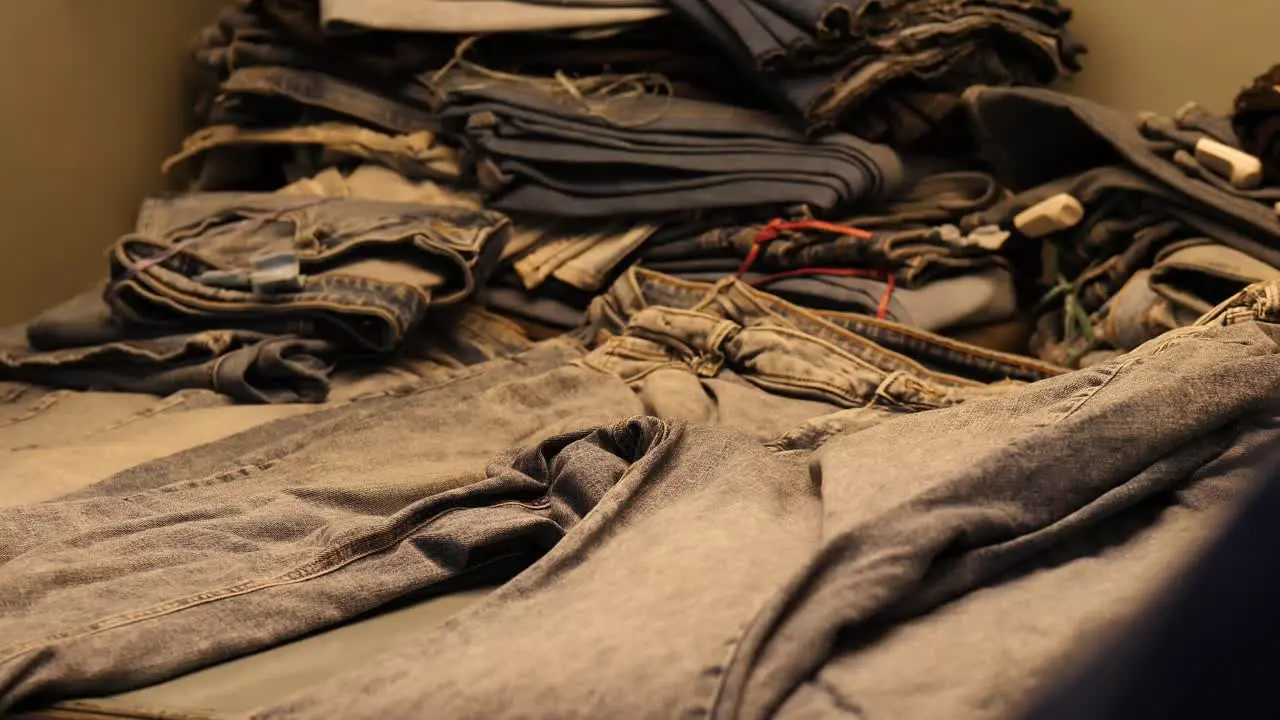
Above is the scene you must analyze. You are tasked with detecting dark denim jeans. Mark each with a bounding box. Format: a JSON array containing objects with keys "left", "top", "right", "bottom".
[
  {"left": 427, "top": 66, "right": 903, "bottom": 216},
  {"left": 964, "top": 88, "right": 1280, "bottom": 367},
  {"left": 664, "top": 0, "right": 1082, "bottom": 143}
]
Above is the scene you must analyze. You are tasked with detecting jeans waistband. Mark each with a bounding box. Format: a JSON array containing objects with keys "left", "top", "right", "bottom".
[{"left": 580, "top": 268, "right": 1061, "bottom": 407}]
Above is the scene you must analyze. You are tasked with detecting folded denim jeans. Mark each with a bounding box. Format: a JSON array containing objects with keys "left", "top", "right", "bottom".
[
  {"left": 964, "top": 86, "right": 1280, "bottom": 270},
  {"left": 214, "top": 66, "right": 440, "bottom": 135},
  {"left": 664, "top": 0, "right": 1081, "bottom": 142},
  {"left": 641, "top": 169, "right": 1010, "bottom": 283},
  {"left": 0, "top": 310, "right": 333, "bottom": 404},
  {"left": 108, "top": 192, "right": 510, "bottom": 353},
  {"left": 0, "top": 279, "right": 533, "bottom": 404},
  {"left": 427, "top": 66, "right": 903, "bottom": 216},
  {"left": 1085, "top": 239, "right": 1280, "bottom": 356}
]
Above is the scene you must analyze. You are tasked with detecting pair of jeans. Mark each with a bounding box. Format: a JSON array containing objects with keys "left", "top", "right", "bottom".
[
  {"left": 509, "top": 220, "right": 659, "bottom": 291},
  {"left": 109, "top": 192, "right": 509, "bottom": 354},
  {"left": 664, "top": 0, "right": 1081, "bottom": 143},
  {"left": 255, "top": 285, "right": 1280, "bottom": 720},
  {"left": 210, "top": 65, "right": 440, "bottom": 135},
  {"left": 0, "top": 274, "right": 531, "bottom": 404},
  {"left": 0, "top": 265, "right": 1053, "bottom": 712},
  {"left": 427, "top": 66, "right": 903, "bottom": 216}
]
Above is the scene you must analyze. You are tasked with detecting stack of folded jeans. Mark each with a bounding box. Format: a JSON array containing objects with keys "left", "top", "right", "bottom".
[
  {"left": 425, "top": 64, "right": 905, "bottom": 217},
  {"left": 664, "top": 0, "right": 1085, "bottom": 144},
  {"left": 959, "top": 86, "right": 1280, "bottom": 367},
  {"left": 1, "top": 0, "right": 1097, "bottom": 405},
  {"left": 638, "top": 169, "right": 1020, "bottom": 333}
]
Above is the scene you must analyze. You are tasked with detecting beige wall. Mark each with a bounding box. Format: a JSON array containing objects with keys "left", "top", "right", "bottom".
[
  {"left": 0, "top": 0, "right": 224, "bottom": 324},
  {"left": 1062, "top": 0, "right": 1278, "bottom": 114}
]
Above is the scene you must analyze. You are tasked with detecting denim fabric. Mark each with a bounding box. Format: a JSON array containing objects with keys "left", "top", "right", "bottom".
[
  {"left": 1079, "top": 239, "right": 1280, "bottom": 357},
  {"left": 483, "top": 284, "right": 590, "bottom": 330},
  {"left": 255, "top": 287, "right": 1280, "bottom": 720},
  {"left": 646, "top": 220, "right": 1006, "bottom": 284},
  {"left": 163, "top": 123, "right": 462, "bottom": 191},
  {"left": 0, "top": 266, "right": 1055, "bottom": 711},
  {"left": 277, "top": 164, "right": 482, "bottom": 209},
  {"left": 110, "top": 193, "right": 510, "bottom": 353},
  {"left": 670, "top": 265, "right": 1019, "bottom": 333},
  {"left": 641, "top": 170, "right": 1010, "bottom": 284},
  {"left": 213, "top": 66, "right": 439, "bottom": 135},
  {"left": 964, "top": 86, "right": 1280, "bottom": 269},
  {"left": 582, "top": 267, "right": 1059, "bottom": 384},
  {"left": 511, "top": 221, "right": 659, "bottom": 291},
  {"left": 664, "top": 0, "right": 1081, "bottom": 143},
  {"left": 1020, "top": 447, "right": 1280, "bottom": 720},
  {"left": 964, "top": 88, "right": 1280, "bottom": 367},
  {"left": 0, "top": 305, "right": 535, "bottom": 506},
  {"left": 0, "top": 291, "right": 334, "bottom": 404},
  {"left": 427, "top": 66, "right": 903, "bottom": 216}
]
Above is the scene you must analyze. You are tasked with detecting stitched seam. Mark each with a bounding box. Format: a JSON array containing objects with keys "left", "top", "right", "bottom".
[{"left": 0, "top": 499, "right": 547, "bottom": 664}]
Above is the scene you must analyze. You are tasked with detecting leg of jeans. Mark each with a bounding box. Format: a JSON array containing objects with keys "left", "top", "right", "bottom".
[
  {"left": 713, "top": 319, "right": 1280, "bottom": 720},
  {"left": 550, "top": 223, "right": 658, "bottom": 291},
  {"left": 467, "top": 127, "right": 876, "bottom": 202},
  {"left": 0, "top": 341, "right": 647, "bottom": 711},
  {"left": 1019, "top": 435, "right": 1280, "bottom": 720},
  {"left": 778, "top": 407, "right": 1280, "bottom": 720}
]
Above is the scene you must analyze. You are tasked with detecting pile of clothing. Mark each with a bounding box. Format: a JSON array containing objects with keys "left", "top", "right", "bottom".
[{"left": 6, "top": 0, "right": 1280, "bottom": 717}]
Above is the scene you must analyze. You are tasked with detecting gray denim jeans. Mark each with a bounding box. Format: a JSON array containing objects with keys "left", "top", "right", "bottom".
[{"left": 256, "top": 285, "right": 1280, "bottom": 720}]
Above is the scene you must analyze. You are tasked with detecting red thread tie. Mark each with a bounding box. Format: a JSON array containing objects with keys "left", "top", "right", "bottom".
[{"left": 733, "top": 219, "right": 893, "bottom": 320}]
